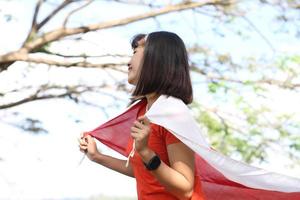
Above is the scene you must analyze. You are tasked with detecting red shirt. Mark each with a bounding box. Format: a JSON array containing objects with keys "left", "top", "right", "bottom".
[{"left": 126, "top": 106, "right": 205, "bottom": 200}]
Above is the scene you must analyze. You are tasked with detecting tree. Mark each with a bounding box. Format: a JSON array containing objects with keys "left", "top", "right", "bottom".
[{"left": 0, "top": 0, "right": 299, "bottom": 168}]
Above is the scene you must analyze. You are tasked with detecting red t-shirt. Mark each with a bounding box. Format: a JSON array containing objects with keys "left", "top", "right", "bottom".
[{"left": 126, "top": 106, "right": 205, "bottom": 200}]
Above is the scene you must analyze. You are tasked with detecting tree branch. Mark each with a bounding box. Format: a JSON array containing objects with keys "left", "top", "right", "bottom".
[
  {"left": 36, "top": 0, "right": 76, "bottom": 31},
  {"left": 0, "top": 0, "right": 225, "bottom": 70},
  {"left": 191, "top": 65, "right": 300, "bottom": 89},
  {"left": 241, "top": 15, "right": 276, "bottom": 53},
  {"left": 42, "top": 50, "right": 130, "bottom": 58},
  {"left": 31, "top": 0, "right": 224, "bottom": 50},
  {"left": 63, "top": 0, "right": 94, "bottom": 27},
  {"left": 24, "top": 0, "right": 75, "bottom": 46},
  {"left": 30, "top": 0, "right": 43, "bottom": 32},
  {"left": 108, "top": 0, "right": 162, "bottom": 8},
  {"left": 0, "top": 52, "right": 128, "bottom": 72},
  {"left": 0, "top": 84, "right": 106, "bottom": 109}
]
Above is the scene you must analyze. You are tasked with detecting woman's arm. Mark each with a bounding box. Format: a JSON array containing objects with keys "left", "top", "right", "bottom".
[
  {"left": 139, "top": 142, "right": 195, "bottom": 200},
  {"left": 79, "top": 134, "right": 134, "bottom": 177}
]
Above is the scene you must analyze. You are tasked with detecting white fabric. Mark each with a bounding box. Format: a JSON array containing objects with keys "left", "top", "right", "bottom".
[{"left": 145, "top": 95, "right": 300, "bottom": 193}]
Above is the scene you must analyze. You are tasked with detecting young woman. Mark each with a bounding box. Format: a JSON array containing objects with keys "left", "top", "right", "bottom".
[{"left": 79, "top": 31, "right": 204, "bottom": 200}]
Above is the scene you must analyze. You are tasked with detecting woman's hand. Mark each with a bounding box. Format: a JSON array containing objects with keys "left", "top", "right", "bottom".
[
  {"left": 78, "top": 132, "right": 135, "bottom": 177},
  {"left": 130, "top": 116, "right": 152, "bottom": 156},
  {"left": 78, "top": 132, "right": 99, "bottom": 161}
]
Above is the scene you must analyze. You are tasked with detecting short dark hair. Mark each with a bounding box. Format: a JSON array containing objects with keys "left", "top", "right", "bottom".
[{"left": 131, "top": 31, "right": 193, "bottom": 104}]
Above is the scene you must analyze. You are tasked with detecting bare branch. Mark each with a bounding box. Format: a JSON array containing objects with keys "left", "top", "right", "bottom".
[
  {"left": 0, "top": 52, "right": 128, "bottom": 72},
  {"left": 31, "top": 0, "right": 44, "bottom": 32},
  {"left": 36, "top": 0, "right": 76, "bottom": 31},
  {"left": 63, "top": 0, "right": 94, "bottom": 27},
  {"left": 21, "top": 0, "right": 44, "bottom": 59},
  {"left": 3, "top": 1, "right": 223, "bottom": 57},
  {"left": 191, "top": 65, "right": 300, "bottom": 89},
  {"left": 201, "top": 3, "right": 276, "bottom": 53},
  {"left": 107, "top": 0, "right": 162, "bottom": 8},
  {"left": 33, "top": 0, "right": 223, "bottom": 47},
  {"left": 0, "top": 91, "right": 70, "bottom": 110},
  {"left": 0, "top": 84, "right": 106, "bottom": 109},
  {"left": 42, "top": 50, "right": 130, "bottom": 58},
  {"left": 241, "top": 16, "right": 276, "bottom": 53}
]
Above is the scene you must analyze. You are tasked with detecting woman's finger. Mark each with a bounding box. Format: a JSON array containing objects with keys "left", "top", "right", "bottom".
[
  {"left": 130, "top": 126, "right": 140, "bottom": 133},
  {"left": 138, "top": 115, "right": 150, "bottom": 126},
  {"left": 131, "top": 131, "right": 141, "bottom": 140},
  {"left": 78, "top": 138, "right": 87, "bottom": 145},
  {"left": 133, "top": 120, "right": 144, "bottom": 129},
  {"left": 86, "top": 135, "right": 94, "bottom": 143},
  {"left": 78, "top": 137, "right": 85, "bottom": 143},
  {"left": 79, "top": 145, "right": 87, "bottom": 152},
  {"left": 86, "top": 135, "right": 96, "bottom": 147},
  {"left": 80, "top": 142, "right": 88, "bottom": 147},
  {"left": 79, "top": 144, "right": 87, "bottom": 149}
]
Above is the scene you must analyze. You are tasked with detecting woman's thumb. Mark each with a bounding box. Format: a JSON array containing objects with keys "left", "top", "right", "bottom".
[
  {"left": 86, "top": 135, "right": 94, "bottom": 143},
  {"left": 138, "top": 115, "right": 150, "bottom": 125}
]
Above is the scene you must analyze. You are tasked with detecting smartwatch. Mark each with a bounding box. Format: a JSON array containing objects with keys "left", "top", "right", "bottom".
[{"left": 143, "top": 154, "right": 161, "bottom": 171}]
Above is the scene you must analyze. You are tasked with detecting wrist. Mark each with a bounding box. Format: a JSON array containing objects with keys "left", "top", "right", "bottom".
[
  {"left": 143, "top": 154, "right": 161, "bottom": 171},
  {"left": 89, "top": 151, "right": 101, "bottom": 162},
  {"left": 138, "top": 148, "right": 155, "bottom": 163}
]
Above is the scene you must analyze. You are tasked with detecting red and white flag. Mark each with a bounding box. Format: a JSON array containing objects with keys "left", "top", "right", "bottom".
[{"left": 87, "top": 95, "right": 300, "bottom": 200}]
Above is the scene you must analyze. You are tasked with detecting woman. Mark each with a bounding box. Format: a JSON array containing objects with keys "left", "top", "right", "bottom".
[{"left": 79, "top": 31, "right": 204, "bottom": 200}]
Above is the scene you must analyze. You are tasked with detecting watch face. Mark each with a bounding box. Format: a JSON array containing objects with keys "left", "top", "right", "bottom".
[{"left": 145, "top": 155, "right": 161, "bottom": 170}]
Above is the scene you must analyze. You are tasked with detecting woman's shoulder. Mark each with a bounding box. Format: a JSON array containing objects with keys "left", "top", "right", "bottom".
[{"left": 150, "top": 123, "right": 181, "bottom": 144}]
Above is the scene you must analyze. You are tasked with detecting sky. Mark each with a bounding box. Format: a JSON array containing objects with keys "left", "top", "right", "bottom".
[{"left": 0, "top": 0, "right": 300, "bottom": 199}]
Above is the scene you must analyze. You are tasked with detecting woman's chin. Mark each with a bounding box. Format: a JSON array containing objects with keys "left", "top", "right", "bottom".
[{"left": 128, "top": 78, "right": 137, "bottom": 86}]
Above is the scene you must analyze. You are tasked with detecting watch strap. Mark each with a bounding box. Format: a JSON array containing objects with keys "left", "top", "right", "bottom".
[{"left": 143, "top": 154, "right": 161, "bottom": 171}]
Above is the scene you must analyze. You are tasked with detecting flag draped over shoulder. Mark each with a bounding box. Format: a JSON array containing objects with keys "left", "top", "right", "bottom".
[{"left": 87, "top": 95, "right": 300, "bottom": 200}]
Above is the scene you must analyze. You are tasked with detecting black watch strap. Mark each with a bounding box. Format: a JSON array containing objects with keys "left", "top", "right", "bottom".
[{"left": 143, "top": 154, "right": 161, "bottom": 171}]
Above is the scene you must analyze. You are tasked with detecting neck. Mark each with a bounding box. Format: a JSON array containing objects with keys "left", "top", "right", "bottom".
[{"left": 145, "top": 93, "right": 159, "bottom": 110}]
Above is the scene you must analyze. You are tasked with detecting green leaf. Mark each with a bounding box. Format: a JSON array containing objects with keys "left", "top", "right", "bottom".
[{"left": 208, "top": 82, "right": 219, "bottom": 93}]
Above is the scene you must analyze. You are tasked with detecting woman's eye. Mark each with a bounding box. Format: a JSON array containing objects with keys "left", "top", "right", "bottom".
[{"left": 133, "top": 50, "right": 137, "bottom": 54}]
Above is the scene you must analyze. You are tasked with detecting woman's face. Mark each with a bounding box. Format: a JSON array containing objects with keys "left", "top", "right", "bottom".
[{"left": 128, "top": 41, "right": 144, "bottom": 85}]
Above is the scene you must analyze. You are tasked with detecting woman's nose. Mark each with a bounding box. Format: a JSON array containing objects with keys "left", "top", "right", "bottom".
[{"left": 128, "top": 57, "right": 132, "bottom": 67}]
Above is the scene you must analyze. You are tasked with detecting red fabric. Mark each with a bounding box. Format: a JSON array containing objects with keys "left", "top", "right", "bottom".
[
  {"left": 87, "top": 99, "right": 147, "bottom": 156},
  {"left": 88, "top": 99, "right": 300, "bottom": 200},
  {"left": 196, "top": 155, "right": 300, "bottom": 200}
]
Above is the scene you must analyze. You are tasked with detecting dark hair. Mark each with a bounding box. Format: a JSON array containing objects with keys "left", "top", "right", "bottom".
[
  {"left": 131, "top": 33, "right": 146, "bottom": 49},
  {"left": 131, "top": 31, "right": 193, "bottom": 104}
]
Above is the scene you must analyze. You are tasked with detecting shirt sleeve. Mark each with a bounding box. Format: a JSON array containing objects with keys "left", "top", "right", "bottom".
[{"left": 160, "top": 126, "right": 181, "bottom": 145}]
